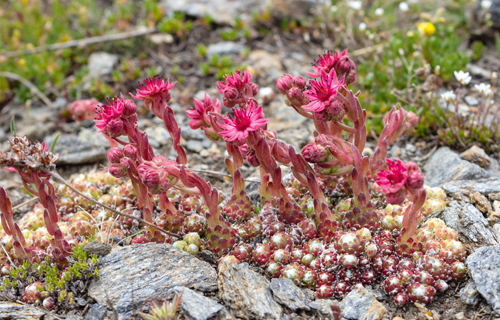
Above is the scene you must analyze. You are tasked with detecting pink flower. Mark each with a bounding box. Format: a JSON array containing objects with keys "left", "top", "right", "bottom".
[
  {"left": 307, "top": 50, "right": 356, "bottom": 85},
  {"left": 217, "top": 70, "right": 258, "bottom": 108},
  {"left": 375, "top": 158, "right": 408, "bottom": 194},
  {"left": 95, "top": 96, "right": 137, "bottom": 138},
  {"left": 130, "top": 76, "right": 176, "bottom": 117},
  {"left": 70, "top": 99, "right": 99, "bottom": 121},
  {"left": 186, "top": 93, "right": 222, "bottom": 130},
  {"left": 307, "top": 50, "right": 338, "bottom": 78},
  {"left": 302, "top": 69, "right": 344, "bottom": 112},
  {"left": 219, "top": 103, "right": 268, "bottom": 142}
]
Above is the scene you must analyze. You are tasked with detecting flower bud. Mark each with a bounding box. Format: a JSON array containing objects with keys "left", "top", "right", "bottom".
[
  {"left": 293, "top": 76, "right": 307, "bottom": 89},
  {"left": 333, "top": 55, "right": 356, "bottom": 84},
  {"left": 276, "top": 74, "right": 293, "bottom": 94},
  {"left": 123, "top": 145, "right": 139, "bottom": 160},
  {"left": 137, "top": 164, "right": 161, "bottom": 189},
  {"left": 105, "top": 118, "right": 124, "bottom": 137},
  {"left": 406, "top": 171, "right": 424, "bottom": 189},
  {"left": 109, "top": 164, "right": 127, "bottom": 178},
  {"left": 122, "top": 99, "right": 137, "bottom": 117},
  {"left": 386, "top": 189, "right": 407, "bottom": 205},
  {"left": 288, "top": 87, "right": 303, "bottom": 100},
  {"left": 224, "top": 87, "right": 239, "bottom": 100},
  {"left": 107, "top": 148, "right": 123, "bottom": 164},
  {"left": 246, "top": 151, "right": 260, "bottom": 167},
  {"left": 43, "top": 297, "right": 56, "bottom": 309},
  {"left": 302, "top": 144, "right": 329, "bottom": 163}
]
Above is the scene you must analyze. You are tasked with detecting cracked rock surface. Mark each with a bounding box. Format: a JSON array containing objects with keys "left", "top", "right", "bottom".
[{"left": 88, "top": 243, "right": 218, "bottom": 320}]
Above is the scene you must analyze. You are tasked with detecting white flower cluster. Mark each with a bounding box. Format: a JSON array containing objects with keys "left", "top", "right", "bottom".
[{"left": 454, "top": 71, "right": 471, "bottom": 85}]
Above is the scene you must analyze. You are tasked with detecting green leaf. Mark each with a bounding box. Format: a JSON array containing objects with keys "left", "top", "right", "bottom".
[
  {"left": 50, "top": 133, "right": 60, "bottom": 153},
  {"left": 20, "top": 188, "right": 35, "bottom": 198},
  {"left": 10, "top": 116, "right": 15, "bottom": 135}
]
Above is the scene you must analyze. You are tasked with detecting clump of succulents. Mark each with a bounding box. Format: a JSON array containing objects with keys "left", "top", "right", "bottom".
[
  {"left": 0, "top": 49, "right": 468, "bottom": 309},
  {"left": 0, "top": 244, "right": 99, "bottom": 311}
]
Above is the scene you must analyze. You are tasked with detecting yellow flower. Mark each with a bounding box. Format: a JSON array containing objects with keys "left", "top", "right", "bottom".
[
  {"left": 18, "top": 59, "right": 25, "bottom": 66},
  {"left": 418, "top": 22, "right": 435, "bottom": 36}
]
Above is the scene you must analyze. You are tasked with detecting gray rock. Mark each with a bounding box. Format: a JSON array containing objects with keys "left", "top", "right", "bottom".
[
  {"left": 206, "top": 42, "right": 245, "bottom": 57},
  {"left": 83, "top": 241, "right": 111, "bottom": 257},
  {"left": 494, "top": 224, "right": 500, "bottom": 237},
  {"left": 270, "top": 0, "right": 320, "bottom": 20},
  {"left": 0, "top": 302, "right": 45, "bottom": 320},
  {"left": 467, "top": 245, "right": 500, "bottom": 315},
  {"left": 270, "top": 278, "right": 311, "bottom": 311},
  {"left": 464, "top": 95, "right": 479, "bottom": 106},
  {"left": 338, "top": 286, "right": 388, "bottom": 320},
  {"left": 182, "top": 126, "right": 206, "bottom": 140},
  {"left": 460, "top": 282, "right": 480, "bottom": 306},
  {"left": 186, "top": 140, "right": 204, "bottom": 153},
  {"left": 443, "top": 178, "right": 500, "bottom": 196},
  {"left": 88, "top": 52, "right": 118, "bottom": 78},
  {"left": 84, "top": 304, "right": 107, "bottom": 320},
  {"left": 218, "top": 260, "right": 282, "bottom": 319},
  {"left": 171, "top": 286, "right": 224, "bottom": 320},
  {"left": 460, "top": 145, "right": 492, "bottom": 168},
  {"left": 88, "top": 243, "right": 217, "bottom": 320},
  {"left": 309, "top": 299, "right": 339, "bottom": 318},
  {"left": 439, "top": 201, "right": 499, "bottom": 248},
  {"left": 424, "top": 147, "right": 495, "bottom": 187},
  {"left": 159, "top": 0, "right": 272, "bottom": 25},
  {"left": 45, "top": 135, "right": 106, "bottom": 165}
]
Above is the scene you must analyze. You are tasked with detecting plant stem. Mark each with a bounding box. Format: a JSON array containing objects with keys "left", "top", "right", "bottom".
[{"left": 45, "top": 169, "right": 181, "bottom": 239}]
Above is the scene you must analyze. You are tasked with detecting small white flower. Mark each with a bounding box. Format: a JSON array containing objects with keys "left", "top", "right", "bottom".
[
  {"left": 454, "top": 70, "right": 471, "bottom": 85},
  {"left": 482, "top": 0, "right": 492, "bottom": 10},
  {"left": 441, "top": 91, "right": 456, "bottom": 103},
  {"left": 347, "top": 0, "right": 362, "bottom": 10},
  {"left": 474, "top": 83, "right": 492, "bottom": 97},
  {"left": 330, "top": 5, "right": 338, "bottom": 12},
  {"left": 359, "top": 22, "right": 367, "bottom": 31},
  {"left": 375, "top": 8, "right": 384, "bottom": 16},
  {"left": 399, "top": 2, "right": 409, "bottom": 12}
]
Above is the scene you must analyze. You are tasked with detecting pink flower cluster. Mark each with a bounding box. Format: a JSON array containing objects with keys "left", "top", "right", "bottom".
[
  {"left": 307, "top": 49, "right": 356, "bottom": 85},
  {"left": 216, "top": 70, "right": 258, "bottom": 108},
  {"left": 375, "top": 159, "right": 424, "bottom": 205}
]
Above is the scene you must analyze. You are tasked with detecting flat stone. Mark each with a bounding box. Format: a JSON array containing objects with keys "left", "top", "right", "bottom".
[
  {"left": 467, "top": 245, "right": 500, "bottom": 315},
  {"left": 460, "top": 145, "right": 491, "bottom": 168},
  {"left": 439, "top": 201, "right": 499, "bottom": 248},
  {"left": 491, "top": 193, "right": 500, "bottom": 201},
  {"left": 88, "top": 52, "right": 118, "bottom": 78},
  {"left": 83, "top": 304, "right": 107, "bottom": 320},
  {"left": 83, "top": 241, "right": 111, "bottom": 257},
  {"left": 88, "top": 243, "right": 217, "bottom": 320},
  {"left": 218, "top": 260, "right": 282, "bottom": 319},
  {"left": 45, "top": 135, "right": 106, "bottom": 165},
  {"left": 308, "top": 299, "right": 339, "bottom": 318},
  {"left": 443, "top": 178, "right": 500, "bottom": 196},
  {"left": 171, "top": 286, "right": 224, "bottom": 320},
  {"left": 0, "top": 302, "right": 45, "bottom": 320},
  {"left": 460, "top": 281, "right": 480, "bottom": 306},
  {"left": 339, "top": 286, "right": 387, "bottom": 320},
  {"left": 470, "top": 192, "right": 493, "bottom": 213},
  {"left": 206, "top": 42, "right": 245, "bottom": 57},
  {"left": 464, "top": 95, "right": 479, "bottom": 106},
  {"left": 270, "top": 278, "right": 311, "bottom": 311},
  {"left": 424, "top": 147, "right": 495, "bottom": 187}
]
